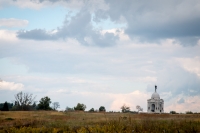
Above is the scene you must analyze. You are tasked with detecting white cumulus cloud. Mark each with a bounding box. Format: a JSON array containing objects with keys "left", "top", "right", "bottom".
[
  {"left": 0, "top": 18, "right": 28, "bottom": 28},
  {"left": 176, "top": 56, "right": 200, "bottom": 77},
  {"left": 0, "top": 80, "right": 24, "bottom": 91}
]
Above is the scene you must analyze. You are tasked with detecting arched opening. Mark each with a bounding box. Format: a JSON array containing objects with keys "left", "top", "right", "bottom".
[{"left": 151, "top": 104, "right": 155, "bottom": 112}]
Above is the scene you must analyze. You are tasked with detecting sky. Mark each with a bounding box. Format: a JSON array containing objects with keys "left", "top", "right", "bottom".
[{"left": 0, "top": 0, "right": 200, "bottom": 113}]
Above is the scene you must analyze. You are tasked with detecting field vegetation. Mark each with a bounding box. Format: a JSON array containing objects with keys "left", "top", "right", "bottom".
[{"left": 0, "top": 111, "right": 200, "bottom": 132}]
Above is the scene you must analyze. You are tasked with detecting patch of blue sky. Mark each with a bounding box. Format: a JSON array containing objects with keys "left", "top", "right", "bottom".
[
  {"left": 0, "top": 58, "right": 28, "bottom": 75},
  {"left": 0, "top": 6, "right": 76, "bottom": 30}
]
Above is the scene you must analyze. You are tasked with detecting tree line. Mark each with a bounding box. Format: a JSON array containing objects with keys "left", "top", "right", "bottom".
[
  {"left": 0, "top": 91, "right": 59, "bottom": 111},
  {"left": 0, "top": 91, "right": 107, "bottom": 112},
  {"left": 0, "top": 91, "right": 144, "bottom": 113}
]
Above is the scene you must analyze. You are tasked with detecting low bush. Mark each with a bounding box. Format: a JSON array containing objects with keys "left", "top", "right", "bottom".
[
  {"left": 5, "top": 118, "right": 14, "bottom": 120},
  {"left": 186, "top": 111, "right": 193, "bottom": 114}
]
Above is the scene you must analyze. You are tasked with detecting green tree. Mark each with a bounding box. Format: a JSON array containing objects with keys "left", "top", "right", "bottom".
[
  {"left": 186, "top": 111, "right": 193, "bottom": 114},
  {"left": 38, "top": 96, "right": 52, "bottom": 110},
  {"left": 2, "top": 101, "right": 9, "bottom": 111},
  {"left": 99, "top": 106, "right": 106, "bottom": 112},
  {"left": 170, "top": 111, "right": 176, "bottom": 114},
  {"left": 0, "top": 102, "right": 13, "bottom": 111},
  {"left": 74, "top": 103, "right": 86, "bottom": 111},
  {"left": 89, "top": 108, "right": 94, "bottom": 112}
]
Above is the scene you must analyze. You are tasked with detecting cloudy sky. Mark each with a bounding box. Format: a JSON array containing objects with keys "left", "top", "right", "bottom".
[{"left": 0, "top": 0, "right": 200, "bottom": 112}]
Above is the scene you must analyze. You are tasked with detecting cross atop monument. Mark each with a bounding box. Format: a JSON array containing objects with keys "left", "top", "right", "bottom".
[{"left": 155, "top": 85, "right": 157, "bottom": 92}]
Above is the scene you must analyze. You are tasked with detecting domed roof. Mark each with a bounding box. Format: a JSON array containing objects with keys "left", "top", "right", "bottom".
[
  {"left": 151, "top": 85, "right": 160, "bottom": 99},
  {"left": 151, "top": 92, "right": 160, "bottom": 99}
]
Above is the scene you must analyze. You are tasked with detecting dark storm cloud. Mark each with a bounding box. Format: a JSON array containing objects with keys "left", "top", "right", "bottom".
[
  {"left": 17, "top": 10, "right": 118, "bottom": 47},
  {"left": 99, "top": 0, "right": 200, "bottom": 46},
  {"left": 58, "top": 10, "right": 118, "bottom": 46},
  {"left": 17, "top": 29, "right": 57, "bottom": 40},
  {"left": 17, "top": 0, "right": 200, "bottom": 46}
]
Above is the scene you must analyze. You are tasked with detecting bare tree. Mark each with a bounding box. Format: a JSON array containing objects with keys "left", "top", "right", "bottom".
[
  {"left": 136, "top": 105, "right": 143, "bottom": 113},
  {"left": 14, "top": 91, "right": 36, "bottom": 111},
  {"left": 120, "top": 104, "right": 130, "bottom": 113},
  {"left": 52, "top": 102, "right": 60, "bottom": 110}
]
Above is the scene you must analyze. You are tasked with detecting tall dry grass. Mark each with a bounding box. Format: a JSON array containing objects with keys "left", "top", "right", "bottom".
[{"left": 0, "top": 111, "right": 200, "bottom": 132}]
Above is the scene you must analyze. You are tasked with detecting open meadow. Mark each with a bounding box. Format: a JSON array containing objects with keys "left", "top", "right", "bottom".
[{"left": 0, "top": 111, "right": 200, "bottom": 132}]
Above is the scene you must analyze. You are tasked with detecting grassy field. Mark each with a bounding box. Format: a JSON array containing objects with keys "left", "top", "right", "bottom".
[{"left": 0, "top": 111, "right": 200, "bottom": 132}]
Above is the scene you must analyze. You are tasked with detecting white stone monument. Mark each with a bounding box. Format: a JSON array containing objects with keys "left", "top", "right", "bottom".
[{"left": 147, "top": 85, "right": 164, "bottom": 113}]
